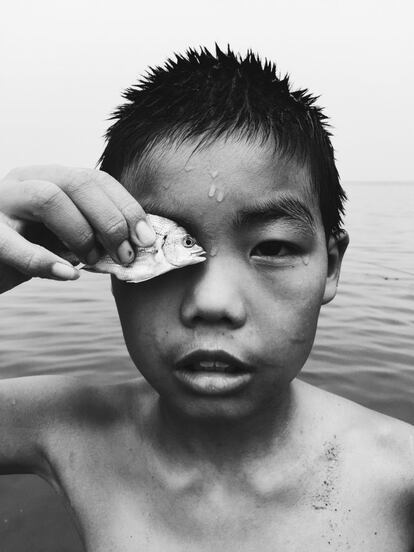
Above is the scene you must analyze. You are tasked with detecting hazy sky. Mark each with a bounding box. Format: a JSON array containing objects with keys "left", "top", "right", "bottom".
[{"left": 2, "top": 0, "right": 413, "bottom": 181}]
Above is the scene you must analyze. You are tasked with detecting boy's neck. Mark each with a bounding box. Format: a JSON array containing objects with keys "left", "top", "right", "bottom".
[{"left": 150, "top": 382, "right": 301, "bottom": 471}]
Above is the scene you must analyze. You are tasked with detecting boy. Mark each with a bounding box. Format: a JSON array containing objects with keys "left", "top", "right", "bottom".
[{"left": 0, "top": 47, "right": 413, "bottom": 551}]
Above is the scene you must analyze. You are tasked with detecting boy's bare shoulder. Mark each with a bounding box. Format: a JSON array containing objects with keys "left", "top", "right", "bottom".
[
  {"left": 300, "top": 381, "right": 414, "bottom": 497},
  {"left": 0, "top": 373, "right": 153, "bottom": 476},
  {"left": 0, "top": 373, "right": 150, "bottom": 433}
]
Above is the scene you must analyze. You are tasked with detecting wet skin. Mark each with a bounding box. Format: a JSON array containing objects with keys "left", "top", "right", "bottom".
[
  {"left": 1, "top": 137, "right": 413, "bottom": 551},
  {"left": 114, "top": 137, "right": 342, "bottom": 426}
]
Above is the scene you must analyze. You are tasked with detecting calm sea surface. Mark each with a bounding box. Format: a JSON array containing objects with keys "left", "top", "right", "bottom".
[{"left": 0, "top": 182, "right": 413, "bottom": 550}]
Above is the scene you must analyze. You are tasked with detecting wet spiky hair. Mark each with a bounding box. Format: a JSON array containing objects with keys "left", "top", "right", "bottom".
[{"left": 100, "top": 45, "right": 346, "bottom": 235}]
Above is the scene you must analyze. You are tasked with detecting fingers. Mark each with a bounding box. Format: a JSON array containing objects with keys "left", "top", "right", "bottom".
[
  {"left": 0, "top": 222, "right": 79, "bottom": 281},
  {"left": 96, "top": 171, "right": 156, "bottom": 248},
  {"left": 6, "top": 166, "right": 156, "bottom": 263},
  {"left": 4, "top": 179, "right": 99, "bottom": 264},
  {"left": 62, "top": 171, "right": 137, "bottom": 262}
]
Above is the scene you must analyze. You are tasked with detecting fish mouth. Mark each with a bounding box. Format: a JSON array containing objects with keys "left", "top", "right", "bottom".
[
  {"left": 190, "top": 251, "right": 206, "bottom": 263},
  {"left": 191, "top": 245, "right": 206, "bottom": 256},
  {"left": 179, "top": 246, "right": 206, "bottom": 266},
  {"left": 167, "top": 249, "right": 206, "bottom": 267}
]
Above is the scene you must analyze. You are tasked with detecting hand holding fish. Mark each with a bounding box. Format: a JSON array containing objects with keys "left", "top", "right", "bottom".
[
  {"left": 0, "top": 165, "right": 157, "bottom": 293},
  {"left": 82, "top": 214, "right": 205, "bottom": 283}
]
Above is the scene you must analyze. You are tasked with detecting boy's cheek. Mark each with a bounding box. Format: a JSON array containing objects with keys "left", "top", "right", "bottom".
[
  {"left": 114, "top": 288, "right": 321, "bottom": 407},
  {"left": 257, "top": 262, "right": 327, "bottom": 314},
  {"left": 113, "top": 259, "right": 325, "bottom": 346},
  {"left": 256, "top": 272, "right": 325, "bottom": 352},
  {"left": 113, "top": 280, "right": 187, "bottom": 368},
  {"left": 114, "top": 286, "right": 173, "bottom": 339}
]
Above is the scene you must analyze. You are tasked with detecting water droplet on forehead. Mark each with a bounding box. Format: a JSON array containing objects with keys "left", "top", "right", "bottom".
[
  {"left": 216, "top": 190, "right": 225, "bottom": 202},
  {"left": 208, "top": 184, "right": 216, "bottom": 198},
  {"left": 162, "top": 181, "right": 171, "bottom": 189},
  {"left": 209, "top": 170, "right": 219, "bottom": 179},
  {"left": 185, "top": 165, "right": 194, "bottom": 172}
]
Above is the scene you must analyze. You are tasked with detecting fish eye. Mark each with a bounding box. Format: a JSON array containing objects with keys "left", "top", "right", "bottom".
[{"left": 182, "top": 235, "right": 196, "bottom": 248}]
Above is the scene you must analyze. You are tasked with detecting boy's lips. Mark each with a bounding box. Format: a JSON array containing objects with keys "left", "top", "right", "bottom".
[{"left": 173, "top": 350, "right": 254, "bottom": 395}]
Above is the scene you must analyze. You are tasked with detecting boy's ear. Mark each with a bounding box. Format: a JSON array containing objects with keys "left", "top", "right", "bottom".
[{"left": 322, "top": 230, "right": 349, "bottom": 305}]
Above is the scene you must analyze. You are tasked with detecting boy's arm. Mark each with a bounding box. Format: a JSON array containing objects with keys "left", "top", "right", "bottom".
[{"left": 0, "top": 165, "right": 153, "bottom": 472}]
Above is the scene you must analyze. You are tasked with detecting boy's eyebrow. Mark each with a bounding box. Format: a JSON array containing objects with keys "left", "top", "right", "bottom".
[
  {"left": 141, "top": 194, "right": 317, "bottom": 235},
  {"left": 232, "top": 195, "right": 317, "bottom": 234}
]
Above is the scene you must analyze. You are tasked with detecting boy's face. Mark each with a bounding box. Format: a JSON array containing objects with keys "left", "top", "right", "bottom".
[{"left": 113, "top": 137, "right": 345, "bottom": 420}]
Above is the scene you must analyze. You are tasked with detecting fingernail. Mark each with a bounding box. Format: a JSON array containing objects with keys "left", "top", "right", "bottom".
[
  {"left": 85, "top": 248, "right": 101, "bottom": 265},
  {"left": 117, "top": 240, "right": 134, "bottom": 265},
  {"left": 51, "top": 263, "right": 79, "bottom": 280},
  {"left": 136, "top": 220, "right": 156, "bottom": 247}
]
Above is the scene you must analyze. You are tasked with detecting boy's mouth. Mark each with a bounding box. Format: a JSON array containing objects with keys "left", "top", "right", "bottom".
[{"left": 174, "top": 350, "right": 254, "bottom": 395}]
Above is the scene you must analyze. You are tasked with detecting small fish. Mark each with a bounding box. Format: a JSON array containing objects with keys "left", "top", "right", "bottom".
[{"left": 82, "top": 214, "right": 206, "bottom": 283}]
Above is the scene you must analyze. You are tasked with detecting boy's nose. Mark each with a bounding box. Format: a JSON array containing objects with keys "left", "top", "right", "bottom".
[{"left": 180, "top": 257, "right": 247, "bottom": 329}]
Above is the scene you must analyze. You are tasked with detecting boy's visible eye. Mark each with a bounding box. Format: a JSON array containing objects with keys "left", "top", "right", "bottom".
[
  {"left": 250, "top": 240, "right": 300, "bottom": 267},
  {"left": 250, "top": 241, "right": 296, "bottom": 259}
]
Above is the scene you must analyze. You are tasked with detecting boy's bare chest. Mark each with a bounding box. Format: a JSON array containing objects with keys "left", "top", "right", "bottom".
[
  {"left": 50, "top": 451, "right": 411, "bottom": 552},
  {"left": 64, "top": 485, "right": 409, "bottom": 552}
]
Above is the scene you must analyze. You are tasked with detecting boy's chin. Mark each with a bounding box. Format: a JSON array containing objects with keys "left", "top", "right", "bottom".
[{"left": 159, "top": 391, "right": 280, "bottom": 424}]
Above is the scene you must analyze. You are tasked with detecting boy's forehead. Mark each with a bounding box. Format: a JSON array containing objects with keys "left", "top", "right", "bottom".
[
  {"left": 125, "top": 137, "right": 319, "bottom": 229},
  {"left": 141, "top": 137, "right": 310, "bottom": 190}
]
